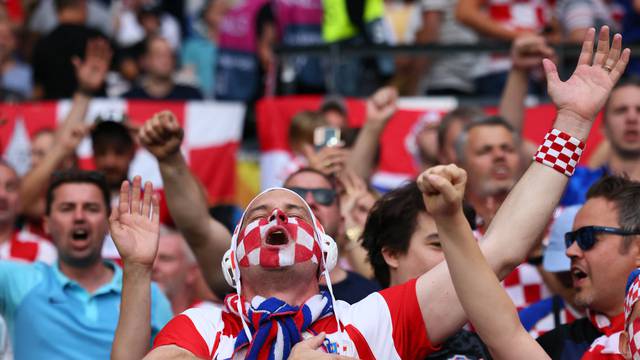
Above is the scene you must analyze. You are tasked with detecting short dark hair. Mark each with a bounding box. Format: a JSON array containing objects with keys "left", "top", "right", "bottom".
[
  {"left": 91, "top": 120, "right": 134, "bottom": 153},
  {"left": 586, "top": 175, "right": 640, "bottom": 236},
  {"left": 454, "top": 115, "right": 517, "bottom": 163},
  {"left": 46, "top": 170, "right": 111, "bottom": 215},
  {"left": 603, "top": 77, "right": 640, "bottom": 117},
  {"left": 361, "top": 182, "right": 427, "bottom": 288},
  {"left": 437, "top": 106, "right": 485, "bottom": 153},
  {"left": 55, "top": 0, "right": 84, "bottom": 12}
]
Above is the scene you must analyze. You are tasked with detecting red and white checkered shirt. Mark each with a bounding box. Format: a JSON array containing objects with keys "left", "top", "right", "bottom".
[{"left": 0, "top": 229, "right": 56, "bottom": 264}]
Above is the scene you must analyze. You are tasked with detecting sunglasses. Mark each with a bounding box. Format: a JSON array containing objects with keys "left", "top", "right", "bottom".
[
  {"left": 288, "top": 187, "right": 336, "bottom": 206},
  {"left": 564, "top": 226, "right": 640, "bottom": 251}
]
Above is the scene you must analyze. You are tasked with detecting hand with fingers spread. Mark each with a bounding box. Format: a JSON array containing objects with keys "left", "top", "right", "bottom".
[
  {"left": 288, "top": 333, "right": 359, "bottom": 360},
  {"left": 109, "top": 176, "right": 160, "bottom": 268},
  {"left": 138, "top": 111, "right": 185, "bottom": 161},
  {"left": 337, "top": 169, "right": 370, "bottom": 229},
  {"left": 73, "top": 37, "right": 112, "bottom": 95},
  {"left": 303, "top": 144, "right": 349, "bottom": 175},
  {"left": 417, "top": 164, "right": 467, "bottom": 218},
  {"left": 544, "top": 26, "right": 631, "bottom": 126}
]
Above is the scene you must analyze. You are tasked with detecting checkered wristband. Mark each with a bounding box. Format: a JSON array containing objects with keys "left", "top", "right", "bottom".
[{"left": 533, "top": 129, "right": 585, "bottom": 177}]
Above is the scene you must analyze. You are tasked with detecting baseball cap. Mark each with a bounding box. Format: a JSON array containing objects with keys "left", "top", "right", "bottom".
[{"left": 543, "top": 205, "right": 581, "bottom": 272}]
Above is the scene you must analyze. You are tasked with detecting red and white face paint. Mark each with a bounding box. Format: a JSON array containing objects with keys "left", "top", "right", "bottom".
[{"left": 235, "top": 209, "right": 323, "bottom": 268}]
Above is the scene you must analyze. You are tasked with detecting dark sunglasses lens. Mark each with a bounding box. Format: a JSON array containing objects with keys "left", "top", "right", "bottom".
[
  {"left": 290, "top": 188, "right": 308, "bottom": 199},
  {"left": 564, "top": 232, "right": 574, "bottom": 249},
  {"left": 577, "top": 229, "right": 596, "bottom": 250},
  {"left": 312, "top": 189, "right": 335, "bottom": 205}
]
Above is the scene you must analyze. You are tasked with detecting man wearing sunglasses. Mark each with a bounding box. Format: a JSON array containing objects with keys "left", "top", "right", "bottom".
[
  {"left": 537, "top": 175, "right": 640, "bottom": 359},
  {"left": 284, "top": 168, "right": 380, "bottom": 304}
]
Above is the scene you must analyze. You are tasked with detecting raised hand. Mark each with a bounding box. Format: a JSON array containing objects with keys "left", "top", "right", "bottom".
[
  {"left": 511, "top": 34, "right": 554, "bottom": 71},
  {"left": 544, "top": 26, "right": 630, "bottom": 124},
  {"left": 366, "top": 86, "right": 398, "bottom": 129},
  {"left": 109, "top": 176, "right": 160, "bottom": 268},
  {"left": 302, "top": 144, "right": 349, "bottom": 175},
  {"left": 337, "top": 169, "right": 369, "bottom": 228},
  {"left": 73, "top": 37, "right": 112, "bottom": 95},
  {"left": 138, "top": 111, "right": 184, "bottom": 161},
  {"left": 417, "top": 164, "right": 467, "bottom": 218}
]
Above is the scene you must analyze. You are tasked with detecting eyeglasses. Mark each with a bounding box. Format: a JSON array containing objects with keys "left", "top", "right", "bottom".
[
  {"left": 287, "top": 187, "right": 336, "bottom": 206},
  {"left": 564, "top": 226, "right": 640, "bottom": 251}
]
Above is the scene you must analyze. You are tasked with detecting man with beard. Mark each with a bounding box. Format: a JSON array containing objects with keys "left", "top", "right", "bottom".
[
  {"left": 0, "top": 171, "right": 172, "bottom": 359},
  {"left": 562, "top": 79, "right": 640, "bottom": 206}
]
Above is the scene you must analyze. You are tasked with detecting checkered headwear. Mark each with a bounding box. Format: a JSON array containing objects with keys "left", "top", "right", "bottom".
[{"left": 626, "top": 269, "right": 640, "bottom": 321}]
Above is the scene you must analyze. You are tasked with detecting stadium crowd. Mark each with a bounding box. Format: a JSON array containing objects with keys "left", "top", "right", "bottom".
[{"left": 1, "top": 0, "right": 640, "bottom": 360}]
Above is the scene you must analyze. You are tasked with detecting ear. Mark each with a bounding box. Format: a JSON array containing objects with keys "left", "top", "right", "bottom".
[
  {"left": 43, "top": 216, "right": 51, "bottom": 236},
  {"left": 620, "top": 330, "right": 631, "bottom": 359},
  {"left": 381, "top": 246, "right": 400, "bottom": 270}
]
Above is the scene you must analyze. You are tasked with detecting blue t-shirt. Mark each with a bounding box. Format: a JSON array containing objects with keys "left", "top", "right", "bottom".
[
  {"left": 0, "top": 261, "right": 172, "bottom": 360},
  {"left": 559, "top": 166, "right": 609, "bottom": 207}
]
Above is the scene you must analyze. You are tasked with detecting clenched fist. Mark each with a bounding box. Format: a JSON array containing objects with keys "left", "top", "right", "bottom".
[
  {"left": 138, "top": 111, "right": 184, "bottom": 161},
  {"left": 417, "top": 164, "right": 467, "bottom": 217}
]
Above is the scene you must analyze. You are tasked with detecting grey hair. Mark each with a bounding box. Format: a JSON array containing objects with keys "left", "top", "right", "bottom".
[{"left": 454, "top": 116, "right": 519, "bottom": 164}]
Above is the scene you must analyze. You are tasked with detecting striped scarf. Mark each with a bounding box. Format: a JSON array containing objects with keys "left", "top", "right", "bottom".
[{"left": 225, "top": 291, "right": 334, "bottom": 360}]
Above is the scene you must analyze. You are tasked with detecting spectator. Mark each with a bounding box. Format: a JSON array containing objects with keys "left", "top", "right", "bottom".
[
  {"left": 456, "top": 116, "right": 552, "bottom": 311},
  {"left": 214, "top": 0, "right": 274, "bottom": 101},
  {"left": 0, "top": 171, "right": 172, "bottom": 359},
  {"left": 537, "top": 176, "right": 640, "bottom": 358},
  {"left": 31, "top": 0, "right": 109, "bottom": 99},
  {"left": 619, "top": 0, "right": 640, "bottom": 76},
  {"left": 27, "top": 0, "right": 114, "bottom": 37},
  {"left": 0, "top": 18, "right": 32, "bottom": 100},
  {"left": 561, "top": 78, "right": 640, "bottom": 207},
  {"left": 556, "top": 0, "right": 622, "bottom": 42},
  {"left": 179, "top": 0, "right": 223, "bottom": 99},
  {"left": 123, "top": 36, "right": 203, "bottom": 100},
  {"left": 362, "top": 180, "right": 490, "bottom": 358},
  {"left": 415, "top": 0, "right": 478, "bottom": 96},
  {"left": 319, "top": 95, "right": 349, "bottom": 129},
  {"left": 91, "top": 120, "right": 136, "bottom": 197},
  {"left": 152, "top": 228, "right": 219, "bottom": 314},
  {"left": 455, "top": 0, "right": 558, "bottom": 96},
  {"left": 436, "top": 106, "right": 485, "bottom": 164},
  {"left": 114, "top": 0, "right": 181, "bottom": 50},
  {"left": 284, "top": 168, "right": 381, "bottom": 303}
]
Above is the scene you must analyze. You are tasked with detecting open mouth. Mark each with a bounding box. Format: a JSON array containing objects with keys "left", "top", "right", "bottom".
[
  {"left": 265, "top": 228, "right": 289, "bottom": 246},
  {"left": 571, "top": 267, "right": 588, "bottom": 280},
  {"left": 72, "top": 228, "right": 89, "bottom": 241}
]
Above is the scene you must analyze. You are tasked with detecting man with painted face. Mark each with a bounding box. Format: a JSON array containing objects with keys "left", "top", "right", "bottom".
[{"left": 139, "top": 26, "right": 629, "bottom": 358}]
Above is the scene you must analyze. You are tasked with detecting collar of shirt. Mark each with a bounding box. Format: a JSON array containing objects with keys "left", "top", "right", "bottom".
[{"left": 51, "top": 261, "right": 122, "bottom": 299}]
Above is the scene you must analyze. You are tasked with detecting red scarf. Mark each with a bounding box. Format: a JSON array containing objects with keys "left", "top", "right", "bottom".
[{"left": 581, "top": 311, "right": 625, "bottom": 359}]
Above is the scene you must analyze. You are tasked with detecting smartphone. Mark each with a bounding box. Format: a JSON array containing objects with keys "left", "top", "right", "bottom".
[{"left": 314, "top": 126, "right": 341, "bottom": 149}]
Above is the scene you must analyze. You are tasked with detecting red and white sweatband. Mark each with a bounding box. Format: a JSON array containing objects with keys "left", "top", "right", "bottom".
[{"left": 533, "top": 129, "right": 585, "bottom": 177}]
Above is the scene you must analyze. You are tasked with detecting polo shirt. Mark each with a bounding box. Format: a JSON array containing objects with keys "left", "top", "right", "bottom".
[{"left": 0, "top": 261, "right": 172, "bottom": 360}]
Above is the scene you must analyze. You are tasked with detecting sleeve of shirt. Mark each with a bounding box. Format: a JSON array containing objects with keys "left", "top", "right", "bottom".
[
  {"left": 344, "top": 278, "right": 438, "bottom": 359},
  {"left": 0, "top": 261, "right": 43, "bottom": 317},
  {"left": 150, "top": 282, "right": 174, "bottom": 341},
  {"left": 562, "top": 0, "right": 596, "bottom": 31},
  {"left": 152, "top": 308, "right": 222, "bottom": 359}
]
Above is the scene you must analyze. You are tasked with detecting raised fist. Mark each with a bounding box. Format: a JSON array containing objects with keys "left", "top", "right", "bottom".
[
  {"left": 417, "top": 164, "right": 467, "bottom": 217},
  {"left": 366, "top": 86, "right": 398, "bottom": 129},
  {"left": 138, "top": 111, "right": 184, "bottom": 161}
]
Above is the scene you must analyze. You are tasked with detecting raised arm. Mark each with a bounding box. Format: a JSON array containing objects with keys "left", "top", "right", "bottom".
[
  {"left": 416, "top": 26, "right": 630, "bottom": 344},
  {"left": 111, "top": 177, "right": 161, "bottom": 360},
  {"left": 419, "top": 164, "right": 549, "bottom": 359},
  {"left": 20, "top": 38, "right": 112, "bottom": 218},
  {"left": 346, "top": 87, "right": 397, "bottom": 181},
  {"left": 455, "top": 0, "right": 522, "bottom": 41},
  {"left": 138, "top": 112, "right": 231, "bottom": 295}
]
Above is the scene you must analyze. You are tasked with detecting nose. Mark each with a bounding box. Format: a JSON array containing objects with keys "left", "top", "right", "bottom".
[
  {"left": 565, "top": 240, "right": 582, "bottom": 259},
  {"left": 268, "top": 209, "right": 288, "bottom": 225},
  {"left": 73, "top": 207, "right": 86, "bottom": 222}
]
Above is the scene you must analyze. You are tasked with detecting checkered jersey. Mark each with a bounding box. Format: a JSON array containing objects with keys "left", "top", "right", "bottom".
[
  {"left": 152, "top": 278, "right": 437, "bottom": 359},
  {"left": 527, "top": 303, "right": 581, "bottom": 339},
  {"left": 0, "top": 229, "right": 56, "bottom": 264}
]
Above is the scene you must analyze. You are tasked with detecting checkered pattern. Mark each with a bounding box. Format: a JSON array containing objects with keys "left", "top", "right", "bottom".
[
  {"left": 527, "top": 304, "right": 581, "bottom": 339},
  {"left": 627, "top": 273, "right": 640, "bottom": 321},
  {"left": 235, "top": 209, "right": 321, "bottom": 268},
  {"left": 503, "top": 263, "right": 552, "bottom": 311},
  {"left": 533, "top": 129, "right": 585, "bottom": 177},
  {"left": 630, "top": 319, "right": 640, "bottom": 360}
]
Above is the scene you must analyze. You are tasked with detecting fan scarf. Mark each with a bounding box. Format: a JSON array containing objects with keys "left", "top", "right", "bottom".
[
  {"left": 225, "top": 291, "right": 335, "bottom": 360},
  {"left": 581, "top": 310, "right": 625, "bottom": 359}
]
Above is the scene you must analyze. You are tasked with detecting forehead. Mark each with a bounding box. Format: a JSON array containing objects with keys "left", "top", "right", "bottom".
[
  {"left": 573, "top": 197, "right": 619, "bottom": 229},
  {"left": 608, "top": 85, "right": 640, "bottom": 108},
  {"left": 248, "top": 189, "right": 308, "bottom": 213},
  {"left": 285, "top": 171, "right": 332, "bottom": 189},
  {"left": 0, "top": 164, "right": 17, "bottom": 182},
  {"left": 467, "top": 125, "right": 514, "bottom": 145},
  {"left": 51, "top": 183, "right": 105, "bottom": 204}
]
